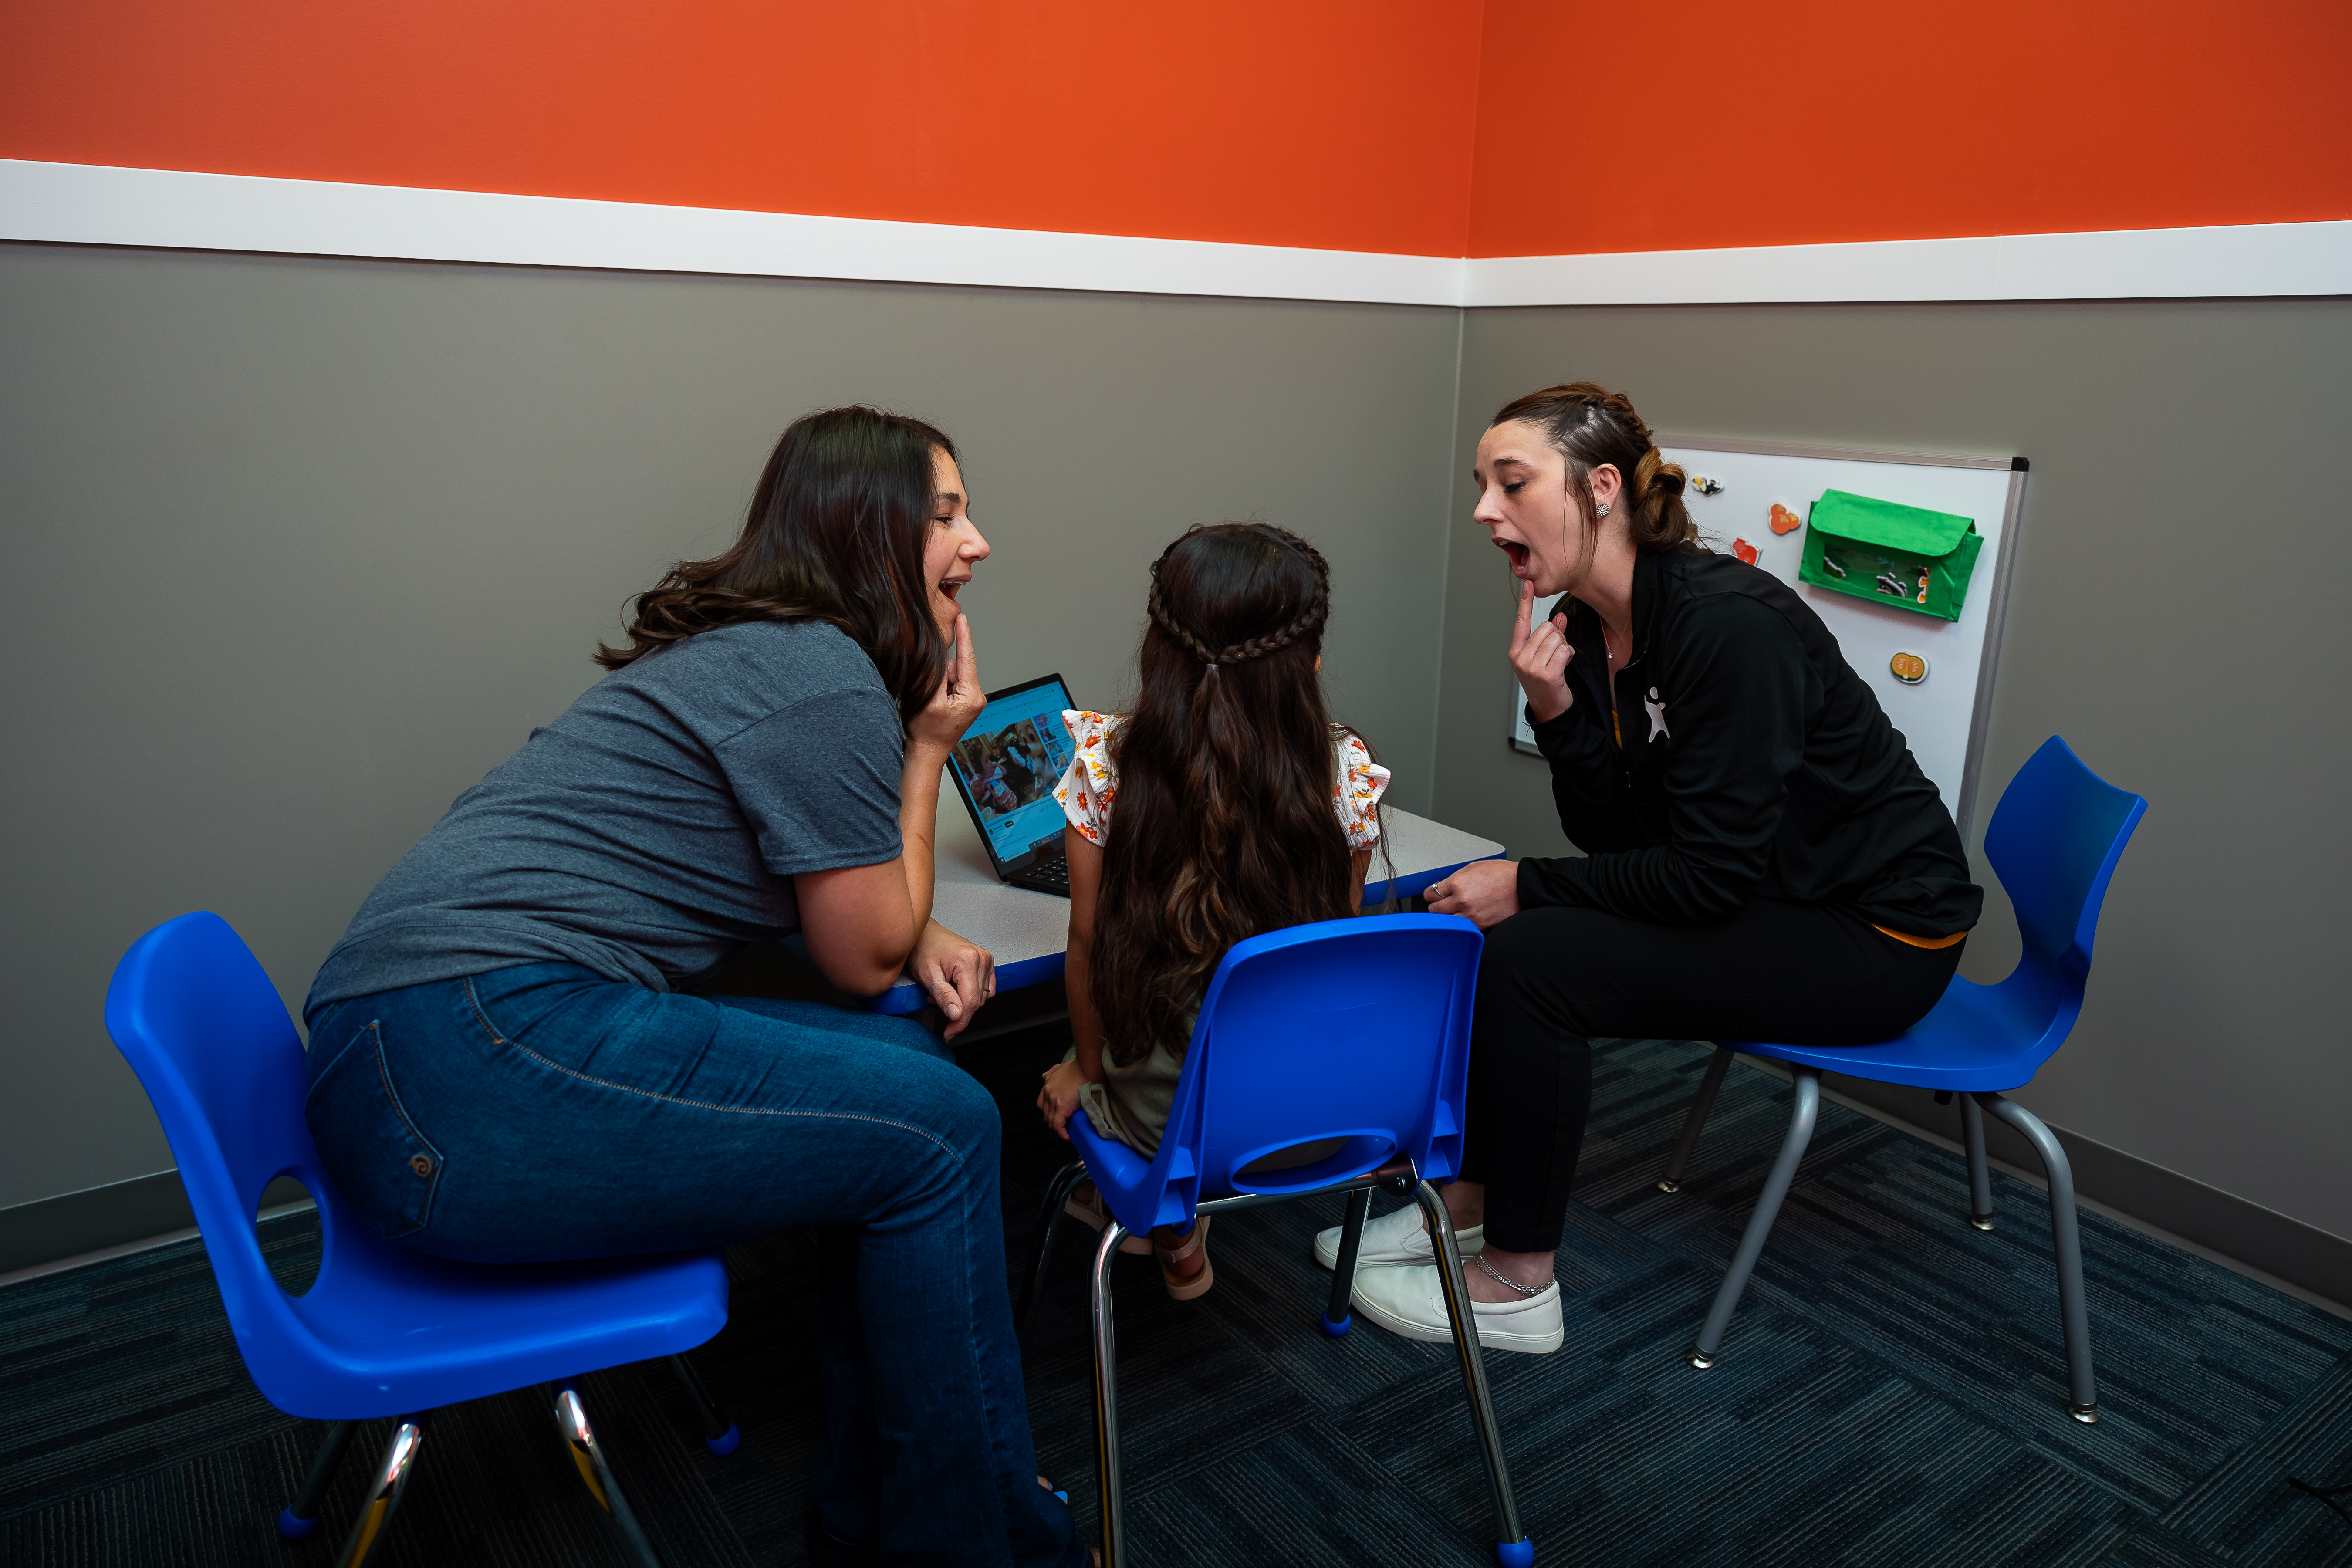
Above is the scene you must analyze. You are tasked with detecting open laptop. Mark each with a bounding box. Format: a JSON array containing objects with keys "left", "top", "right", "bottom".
[{"left": 944, "top": 673, "right": 1081, "bottom": 897}]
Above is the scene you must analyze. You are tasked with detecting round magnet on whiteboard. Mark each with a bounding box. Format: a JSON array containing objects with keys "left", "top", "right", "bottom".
[
  {"left": 1691, "top": 475, "right": 1724, "bottom": 497},
  {"left": 1731, "top": 537, "right": 1760, "bottom": 564},
  {"left": 1889, "top": 652, "right": 1929, "bottom": 685},
  {"left": 1768, "top": 503, "right": 1803, "bottom": 535}
]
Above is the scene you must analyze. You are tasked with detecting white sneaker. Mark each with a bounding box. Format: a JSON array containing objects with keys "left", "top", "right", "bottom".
[
  {"left": 1312, "top": 1203, "right": 1484, "bottom": 1271},
  {"left": 1348, "top": 1264, "right": 1563, "bottom": 1355}
]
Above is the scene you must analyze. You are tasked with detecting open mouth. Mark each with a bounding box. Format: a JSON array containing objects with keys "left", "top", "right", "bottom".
[
  {"left": 1498, "top": 539, "right": 1531, "bottom": 574},
  {"left": 938, "top": 578, "right": 965, "bottom": 603}
]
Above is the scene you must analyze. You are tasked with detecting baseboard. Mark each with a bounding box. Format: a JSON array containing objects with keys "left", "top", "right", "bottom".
[
  {"left": 0, "top": 1169, "right": 312, "bottom": 1285},
  {"left": 1732, "top": 1056, "right": 2352, "bottom": 1318},
  {"left": 0, "top": 1170, "right": 195, "bottom": 1278},
  {"left": 0, "top": 945, "right": 1068, "bottom": 1288},
  {"left": 18, "top": 1040, "right": 2343, "bottom": 1315},
  {"left": 0, "top": 954, "right": 1071, "bottom": 1285}
]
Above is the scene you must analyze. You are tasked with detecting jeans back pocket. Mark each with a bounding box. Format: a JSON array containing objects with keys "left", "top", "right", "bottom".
[{"left": 304, "top": 1019, "right": 445, "bottom": 1240}]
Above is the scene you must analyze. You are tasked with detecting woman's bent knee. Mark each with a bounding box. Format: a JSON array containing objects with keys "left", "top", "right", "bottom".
[
  {"left": 891, "top": 1014, "right": 954, "bottom": 1061},
  {"left": 905, "top": 1054, "right": 1001, "bottom": 1166}
]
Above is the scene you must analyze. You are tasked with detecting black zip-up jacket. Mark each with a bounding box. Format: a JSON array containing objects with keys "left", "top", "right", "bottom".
[{"left": 1519, "top": 550, "right": 1981, "bottom": 936}]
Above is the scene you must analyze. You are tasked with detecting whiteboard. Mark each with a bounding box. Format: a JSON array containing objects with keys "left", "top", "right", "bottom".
[{"left": 1509, "top": 437, "right": 2027, "bottom": 838}]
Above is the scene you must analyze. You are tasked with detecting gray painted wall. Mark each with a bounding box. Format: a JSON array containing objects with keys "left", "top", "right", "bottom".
[
  {"left": 1433, "top": 298, "right": 2352, "bottom": 1244},
  {"left": 8, "top": 240, "right": 2348, "bottom": 1271},
  {"left": 0, "top": 241, "right": 1462, "bottom": 1217}
]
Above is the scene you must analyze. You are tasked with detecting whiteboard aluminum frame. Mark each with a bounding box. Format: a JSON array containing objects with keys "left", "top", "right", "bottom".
[{"left": 1507, "top": 435, "right": 2029, "bottom": 842}]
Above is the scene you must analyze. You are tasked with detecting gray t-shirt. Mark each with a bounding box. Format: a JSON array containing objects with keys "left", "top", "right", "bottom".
[{"left": 304, "top": 620, "right": 904, "bottom": 1023}]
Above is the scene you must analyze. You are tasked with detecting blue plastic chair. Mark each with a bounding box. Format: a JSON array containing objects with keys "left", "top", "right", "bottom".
[
  {"left": 1018, "top": 913, "right": 1532, "bottom": 1568},
  {"left": 1654, "top": 737, "right": 2147, "bottom": 1422},
  {"left": 103, "top": 912, "right": 740, "bottom": 1567}
]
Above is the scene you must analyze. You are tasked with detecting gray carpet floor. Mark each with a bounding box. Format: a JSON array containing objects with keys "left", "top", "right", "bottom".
[{"left": 5, "top": 1032, "right": 2350, "bottom": 1566}]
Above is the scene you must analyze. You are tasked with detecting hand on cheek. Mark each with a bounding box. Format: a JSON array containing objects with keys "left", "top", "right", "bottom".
[{"left": 1508, "top": 581, "right": 1575, "bottom": 723}]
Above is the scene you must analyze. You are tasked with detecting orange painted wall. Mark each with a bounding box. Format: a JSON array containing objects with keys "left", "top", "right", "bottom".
[
  {"left": 5, "top": 1, "right": 2346, "bottom": 260},
  {"left": 1466, "top": 0, "right": 2352, "bottom": 256},
  {"left": 0, "top": 0, "right": 1486, "bottom": 257}
]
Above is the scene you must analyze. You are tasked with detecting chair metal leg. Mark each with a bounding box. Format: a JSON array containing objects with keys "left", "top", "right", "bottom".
[
  {"left": 1414, "top": 1180, "right": 1531, "bottom": 1567},
  {"left": 332, "top": 1416, "right": 425, "bottom": 1568},
  {"left": 1659, "top": 1046, "right": 1734, "bottom": 1193},
  {"left": 1978, "top": 1094, "right": 2099, "bottom": 1423},
  {"left": 554, "top": 1381, "right": 665, "bottom": 1567},
  {"left": 1688, "top": 1066, "right": 1820, "bottom": 1368},
  {"left": 1088, "top": 1220, "right": 1129, "bottom": 1568},
  {"left": 1018, "top": 1161, "right": 1091, "bottom": 1339},
  {"left": 278, "top": 1419, "right": 358, "bottom": 1539},
  {"left": 1960, "top": 1093, "right": 1996, "bottom": 1230},
  {"left": 667, "top": 1352, "right": 739, "bottom": 1455},
  {"left": 1321, "top": 1187, "right": 1374, "bottom": 1335}
]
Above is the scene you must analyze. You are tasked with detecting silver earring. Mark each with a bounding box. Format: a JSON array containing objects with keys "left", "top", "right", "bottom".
[{"left": 1596, "top": 502, "right": 1612, "bottom": 517}]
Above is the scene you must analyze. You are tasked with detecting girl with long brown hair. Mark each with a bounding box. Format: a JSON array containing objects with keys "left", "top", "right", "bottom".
[{"left": 1035, "top": 523, "right": 1391, "bottom": 1298}]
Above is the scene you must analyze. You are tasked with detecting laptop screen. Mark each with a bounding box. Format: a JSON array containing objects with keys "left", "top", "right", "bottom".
[{"left": 946, "top": 675, "right": 1079, "bottom": 872}]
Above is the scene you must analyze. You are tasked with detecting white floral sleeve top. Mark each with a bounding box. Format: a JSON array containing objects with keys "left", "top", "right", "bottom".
[{"left": 1053, "top": 710, "right": 1391, "bottom": 849}]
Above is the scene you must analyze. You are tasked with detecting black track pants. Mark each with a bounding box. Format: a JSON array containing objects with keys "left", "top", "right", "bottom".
[{"left": 1459, "top": 898, "right": 1963, "bottom": 1254}]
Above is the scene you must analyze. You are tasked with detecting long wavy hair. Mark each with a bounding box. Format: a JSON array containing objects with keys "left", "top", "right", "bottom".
[
  {"left": 595, "top": 406, "right": 954, "bottom": 724},
  {"left": 1092, "top": 524, "right": 1370, "bottom": 1065}
]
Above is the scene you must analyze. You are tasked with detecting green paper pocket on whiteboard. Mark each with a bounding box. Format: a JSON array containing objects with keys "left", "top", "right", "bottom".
[{"left": 1797, "top": 489, "right": 1984, "bottom": 622}]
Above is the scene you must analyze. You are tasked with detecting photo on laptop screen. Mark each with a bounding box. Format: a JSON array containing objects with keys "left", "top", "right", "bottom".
[{"left": 946, "top": 675, "right": 1078, "bottom": 877}]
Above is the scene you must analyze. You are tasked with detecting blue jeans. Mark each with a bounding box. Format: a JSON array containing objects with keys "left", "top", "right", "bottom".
[{"left": 304, "top": 963, "right": 1081, "bottom": 1567}]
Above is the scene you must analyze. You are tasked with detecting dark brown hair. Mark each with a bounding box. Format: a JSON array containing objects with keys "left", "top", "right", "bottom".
[
  {"left": 1092, "top": 524, "right": 1367, "bottom": 1066},
  {"left": 1489, "top": 382, "right": 1699, "bottom": 555},
  {"left": 595, "top": 406, "right": 956, "bottom": 725}
]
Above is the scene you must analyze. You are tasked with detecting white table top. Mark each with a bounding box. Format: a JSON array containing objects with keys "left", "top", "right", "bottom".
[{"left": 871, "top": 776, "right": 1504, "bottom": 1013}]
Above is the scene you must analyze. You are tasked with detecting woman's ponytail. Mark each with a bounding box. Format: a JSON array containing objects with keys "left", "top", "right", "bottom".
[
  {"left": 1628, "top": 446, "right": 1694, "bottom": 553},
  {"left": 1488, "top": 382, "right": 1703, "bottom": 555}
]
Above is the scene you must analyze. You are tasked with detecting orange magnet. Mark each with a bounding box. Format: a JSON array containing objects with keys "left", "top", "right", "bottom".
[
  {"left": 1768, "top": 503, "right": 1803, "bottom": 535},
  {"left": 1889, "top": 652, "right": 1928, "bottom": 685},
  {"left": 1731, "top": 537, "right": 1760, "bottom": 564}
]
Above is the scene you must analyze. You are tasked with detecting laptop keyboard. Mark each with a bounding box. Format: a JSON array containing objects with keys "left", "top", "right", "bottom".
[{"left": 1014, "top": 853, "right": 1071, "bottom": 897}]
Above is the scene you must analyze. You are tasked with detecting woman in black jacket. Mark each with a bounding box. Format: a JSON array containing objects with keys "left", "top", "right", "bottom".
[{"left": 1341, "top": 383, "right": 1980, "bottom": 1355}]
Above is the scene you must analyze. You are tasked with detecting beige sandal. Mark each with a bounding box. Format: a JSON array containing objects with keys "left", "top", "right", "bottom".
[
  {"left": 1065, "top": 1181, "right": 1153, "bottom": 1256},
  {"left": 1153, "top": 1216, "right": 1213, "bottom": 1301}
]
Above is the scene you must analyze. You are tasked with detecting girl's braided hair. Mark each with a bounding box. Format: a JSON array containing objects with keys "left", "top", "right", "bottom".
[
  {"left": 1145, "top": 526, "right": 1331, "bottom": 667},
  {"left": 1092, "top": 523, "right": 1367, "bottom": 1065}
]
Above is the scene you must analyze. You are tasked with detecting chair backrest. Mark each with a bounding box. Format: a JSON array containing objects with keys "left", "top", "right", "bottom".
[
  {"left": 102, "top": 912, "right": 354, "bottom": 1386},
  {"left": 1981, "top": 736, "right": 2148, "bottom": 984},
  {"left": 1102, "top": 914, "right": 1482, "bottom": 1231}
]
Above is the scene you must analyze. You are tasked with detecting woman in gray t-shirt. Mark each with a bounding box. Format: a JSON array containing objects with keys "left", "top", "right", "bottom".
[{"left": 301, "top": 407, "right": 1084, "bottom": 1566}]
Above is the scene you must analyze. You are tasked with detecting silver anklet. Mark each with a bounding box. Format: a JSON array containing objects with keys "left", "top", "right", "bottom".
[{"left": 1471, "top": 1253, "right": 1548, "bottom": 1297}]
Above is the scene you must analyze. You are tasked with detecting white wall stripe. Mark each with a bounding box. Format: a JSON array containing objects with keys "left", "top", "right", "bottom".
[
  {"left": 1467, "top": 220, "right": 2352, "bottom": 307},
  {"left": 0, "top": 159, "right": 1467, "bottom": 307},
  {"left": 4, "top": 159, "right": 2346, "bottom": 306}
]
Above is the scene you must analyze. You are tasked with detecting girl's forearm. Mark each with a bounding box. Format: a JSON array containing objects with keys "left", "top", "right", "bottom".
[
  {"left": 897, "top": 741, "right": 946, "bottom": 935},
  {"left": 1062, "top": 825, "right": 1108, "bottom": 1080},
  {"left": 1066, "top": 941, "right": 1106, "bottom": 1081}
]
